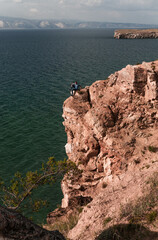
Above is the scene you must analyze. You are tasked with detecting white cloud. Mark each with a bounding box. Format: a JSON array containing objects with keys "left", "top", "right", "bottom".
[
  {"left": 59, "top": 0, "right": 64, "bottom": 4},
  {"left": 80, "top": 0, "right": 103, "bottom": 7},
  {"left": 106, "top": 0, "right": 157, "bottom": 11},
  {"left": 13, "top": 0, "right": 22, "bottom": 3},
  {"left": 0, "top": 20, "right": 4, "bottom": 27},
  {"left": 30, "top": 8, "right": 38, "bottom": 13},
  {"left": 0, "top": 0, "right": 158, "bottom": 24},
  {"left": 58, "top": 0, "right": 103, "bottom": 7}
]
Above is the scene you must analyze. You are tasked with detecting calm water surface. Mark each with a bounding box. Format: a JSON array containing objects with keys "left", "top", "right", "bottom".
[{"left": 0, "top": 29, "right": 158, "bottom": 222}]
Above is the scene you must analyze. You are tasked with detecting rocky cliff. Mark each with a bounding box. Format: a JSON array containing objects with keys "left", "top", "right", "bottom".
[
  {"left": 114, "top": 29, "right": 158, "bottom": 39},
  {"left": 47, "top": 60, "right": 158, "bottom": 240},
  {"left": 0, "top": 205, "right": 65, "bottom": 240}
]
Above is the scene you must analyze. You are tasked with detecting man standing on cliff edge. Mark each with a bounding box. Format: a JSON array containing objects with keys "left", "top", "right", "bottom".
[{"left": 70, "top": 81, "right": 81, "bottom": 96}]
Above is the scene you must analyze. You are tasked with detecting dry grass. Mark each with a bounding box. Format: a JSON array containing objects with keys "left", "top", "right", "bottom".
[
  {"left": 120, "top": 172, "right": 158, "bottom": 224},
  {"left": 96, "top": 173, "right": 158, "bottom": 240},
  {"left": 95, "top": 223, "right": 158, "bottom": 240},
  {"left": 45, "top": 209, "right": 82, "bottom": 238},
  {"left": 115, "top": 29, "right": 158, "bottom": 34}
]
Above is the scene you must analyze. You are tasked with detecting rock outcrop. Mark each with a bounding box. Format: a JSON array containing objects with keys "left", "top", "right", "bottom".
[
  {"left": 47, "top": 60, "right": 158, "bottom": 239},
  {"left": 114, "top": 29, "right": 158, "bottom": 39},
  {"left": 0, "top": 205, "right": 65, "bottom": 240}
]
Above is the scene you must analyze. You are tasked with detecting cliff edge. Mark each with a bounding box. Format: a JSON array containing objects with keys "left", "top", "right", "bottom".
[
  {"left": 114, "top": 29, "right": 158, "bottom": 39},
  {"left": 47, "top": 60, "right": 158, "bottom": 240}
]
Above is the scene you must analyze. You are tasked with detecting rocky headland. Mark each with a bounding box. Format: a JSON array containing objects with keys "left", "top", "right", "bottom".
[
  {"left": 46, "top": 60, "right": 158, "bottom": 240},
  {"left": 114, "top": 29, "right": 158, "bottom": 39}
]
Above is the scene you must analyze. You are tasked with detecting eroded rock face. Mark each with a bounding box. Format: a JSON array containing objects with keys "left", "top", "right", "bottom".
[
  {"left": 47, "top": 60, "right": 158, "bottom": 239},
  {"left": 62, "top": 61, "right": 158, "bottom": 207},
  {"left": 60, "top": 60, "right": 158, "bottom": 207},
  {"left": 114, "top": 29, "right": 158, "bottom": 39}
]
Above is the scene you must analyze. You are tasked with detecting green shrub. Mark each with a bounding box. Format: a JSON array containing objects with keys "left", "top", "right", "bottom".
[
  {"left": 103, "top": 217, "right": 112, "bottom": 227},
  {"left": 46, "top": 211, "right": 80, "bottom": 237},
  {"left": 148, "top": 145, "right": 157, "bottom": 153},
  {"left": 146, "top": 211, "right": 157, "bottom": 223}
]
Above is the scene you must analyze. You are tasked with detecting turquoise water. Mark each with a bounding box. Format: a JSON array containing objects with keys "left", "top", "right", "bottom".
[{"left": 1, "top": 28, "right": 158, "bottom": 222}]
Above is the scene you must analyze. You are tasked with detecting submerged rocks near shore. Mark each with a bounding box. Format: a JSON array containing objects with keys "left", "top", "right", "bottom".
[
  {"left": 114, "top": 29, "right": 158, "bottom": 39},
  {"left": 47, "top": 60, "right": 158, "bottom": 240}
]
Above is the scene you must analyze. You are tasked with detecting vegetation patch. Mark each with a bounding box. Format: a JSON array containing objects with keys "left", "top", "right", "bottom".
[
  {"left": 103, "top": 217, "right": 112, "bottom": 227},
  {"left": 0, "top": 157, "right": 77, "bottom": 216},
  {"left": 46, "top": 208, "right": 81, "bottom": 238},
  {"left": 95, "top": 224, "right": 158, "bottom": 240},
  {"left": 148, "top": 145, "right": 157, "bottom": 153},
  {"left": 146, "top": 211, "right": 157, "bottom": 223},
  {"left": 120, "top": 172, "right": 158, "bottom": 225}
]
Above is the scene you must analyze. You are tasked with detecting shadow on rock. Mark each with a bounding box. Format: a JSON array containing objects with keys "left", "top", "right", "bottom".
[{"left": 95, "top": 224, "right": 158, "bottom": 240}]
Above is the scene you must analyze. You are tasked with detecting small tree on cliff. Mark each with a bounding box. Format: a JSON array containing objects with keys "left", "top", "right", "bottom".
[{"left": 0, "top": 157, "right": 76, "bottom": 214}]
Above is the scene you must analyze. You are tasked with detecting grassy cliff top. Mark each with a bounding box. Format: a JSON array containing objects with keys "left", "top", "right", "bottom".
[{"left": 115, "top": 29, "right": 158, "bottom": 33}]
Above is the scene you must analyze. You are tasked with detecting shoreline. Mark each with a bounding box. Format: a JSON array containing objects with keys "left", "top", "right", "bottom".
[{"left": 114, "top": 28, "right": 158, "bottom": 39}]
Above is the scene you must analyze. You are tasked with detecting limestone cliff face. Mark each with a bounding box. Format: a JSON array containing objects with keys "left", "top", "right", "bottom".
[
  {"left": 47, "top": 60, "right": 158, "bottom": 240},
  {"left": 61, "top": 60, "right": 158, "bottom": 207},
  {"left": 114, "top": 29, "right": 158, "bottom": 39}
]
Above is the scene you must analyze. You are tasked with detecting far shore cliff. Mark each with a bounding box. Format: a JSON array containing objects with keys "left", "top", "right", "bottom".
[
  {"left": 46, "top": 60, "right": 158, "bottom": 240},
  {"left": 114, "top": 29, "right": 158, "bottom": 39}
]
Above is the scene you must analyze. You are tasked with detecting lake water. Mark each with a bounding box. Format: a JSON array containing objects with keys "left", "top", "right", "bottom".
[{"left": 0, "top": 28, "right": 158, "bottom": 222}]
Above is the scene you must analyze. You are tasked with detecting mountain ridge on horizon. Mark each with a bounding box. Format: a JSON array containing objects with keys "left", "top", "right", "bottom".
[{"left": 0, "top": 16, "right": 158, "bottom": 29}]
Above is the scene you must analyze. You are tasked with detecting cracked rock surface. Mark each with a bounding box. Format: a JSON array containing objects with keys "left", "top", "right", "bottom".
[{"left": 47, "top": 60, "right": 158, "bottom": 240}]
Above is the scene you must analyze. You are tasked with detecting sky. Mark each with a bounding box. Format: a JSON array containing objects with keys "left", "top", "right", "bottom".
[{"left": 0, "top": 0, "right": 158, "bottom": 24}]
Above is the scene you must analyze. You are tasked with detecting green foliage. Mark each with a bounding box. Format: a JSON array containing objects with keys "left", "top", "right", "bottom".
[
  {"left": 46, "top": 209, "right": 81, "bottom": 237},
  {"left": 0, "top": 157, "right": 77, "bottom": 213},
  {"left": 148, "top": 145, "right": 157, "bottom": 153},
  {"left": 103, "top": 217, "right": 112, "bottom": 227},
  {"left": 32, "top": 200, "right": 48, "bottom": 212},
  {"left": 146, "top": 211, "right": 157, "bottom": 223},
  {"left": 77, "top": 207, "right": 83, "bottom": 214}
]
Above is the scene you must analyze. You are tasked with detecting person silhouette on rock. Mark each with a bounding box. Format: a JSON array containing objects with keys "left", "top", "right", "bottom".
[{"left": 70, "top": 81, "right": 81, "bottom": 96}]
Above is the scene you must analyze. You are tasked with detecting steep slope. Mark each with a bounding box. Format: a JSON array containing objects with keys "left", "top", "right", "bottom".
[{"left": 47, "top": 60, "right": 158, "bottom": 240}]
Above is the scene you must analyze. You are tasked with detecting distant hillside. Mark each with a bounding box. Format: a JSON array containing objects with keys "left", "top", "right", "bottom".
[{"left": 0, "top": 17, "right": 157, "bottom": 29}]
